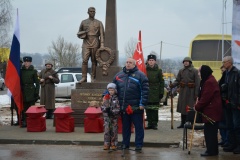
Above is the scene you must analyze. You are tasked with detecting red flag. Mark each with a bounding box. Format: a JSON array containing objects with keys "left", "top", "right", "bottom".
[
  {"left": 5, "top": 11, "right": 23, "bottom": 115},
  {"left": 133, "top": 31, "right": 147, "bottom": 75}
]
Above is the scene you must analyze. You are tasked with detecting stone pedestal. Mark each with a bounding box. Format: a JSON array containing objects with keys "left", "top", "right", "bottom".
[{"left": 71, "top": 82, "right": 107, "bottom": 127}]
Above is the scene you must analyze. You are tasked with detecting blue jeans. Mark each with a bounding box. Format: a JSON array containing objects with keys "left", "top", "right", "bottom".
[
  {"left": 122, "top": 112, "right": 144, "bottom": 147},
  {"left": 225, "top": 107, "right": 240, "bottom": 145}
]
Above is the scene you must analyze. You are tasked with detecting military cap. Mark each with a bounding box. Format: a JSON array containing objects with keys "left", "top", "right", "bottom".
[
  {"left": 182, "top": 57, "right": 192, "bottom": 63},
  {"left": 23, "top": 56, "right": 32, "bottom": 62},
  {"left": 147, "top": 54, "right": 156, "bottom": 61},
  {"left": 45, "top": 61, "right": 53, "bottom": 66}
]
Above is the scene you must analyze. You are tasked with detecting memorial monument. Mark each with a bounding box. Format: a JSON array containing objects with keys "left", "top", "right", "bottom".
[{"left": 71, "top": 0, "right": 121, "bottom": 126}]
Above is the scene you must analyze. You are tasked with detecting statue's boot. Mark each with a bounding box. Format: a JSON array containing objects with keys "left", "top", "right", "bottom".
[
  {"left": 78, "top": 64, "right": 88, "bottom": 83},
  {"left": 91, "top": 63, "right": 96, "bottom": 82}
]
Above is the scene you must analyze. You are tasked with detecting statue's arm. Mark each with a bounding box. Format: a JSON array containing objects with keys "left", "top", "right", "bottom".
[{"left": 100, "top": 21, "right": 104, "bottom": 47}]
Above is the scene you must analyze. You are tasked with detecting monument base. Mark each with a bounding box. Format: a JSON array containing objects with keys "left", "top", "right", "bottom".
[
  {"left": 71, "top": 82, "right": 108, "bottom": 127},
  {"left": 71, "top": 66, "right": 121, "bottom": 127}
]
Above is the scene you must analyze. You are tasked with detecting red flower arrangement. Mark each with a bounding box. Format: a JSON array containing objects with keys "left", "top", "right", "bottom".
[
  {"left": 186, "top": 105, "right": 215, "bottom": 124},
  {"left": 126, "top": 105, "right": 134, "bottom": 115},
  {"left": 104, "top": 94, "right": 110, "bottom": 100},
  {"left": 225, "top": 100, "right": 229, "bottom": 104}
]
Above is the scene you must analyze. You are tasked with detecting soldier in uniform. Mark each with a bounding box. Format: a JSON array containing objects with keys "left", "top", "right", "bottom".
[
  {"left": 77, "top": 7, "right": 104, "bottom": 83},
  {"left": 21, "top": 56, "right": 40, "bottom": 128},
  {"left": 170, "top": 57, "right": 200, "bottom": 128},
  {"left": 39, "top": 61, "right": 59, "bottom": 119},
  {"left": 145, "top": 54, "right": 164, "bottom": 130}
]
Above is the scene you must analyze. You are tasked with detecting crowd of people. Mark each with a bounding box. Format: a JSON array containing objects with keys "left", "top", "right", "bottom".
[
  {"left": 10, "top": 54, "right": 240, "bottom": 157},
  {"left": 11, "top": 54, "right": 240, "bottom": 157}
]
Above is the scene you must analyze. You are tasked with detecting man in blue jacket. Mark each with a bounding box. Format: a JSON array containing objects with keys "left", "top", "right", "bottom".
[{"left": 113, "top": 57, "right": 149, "bottom": 151}]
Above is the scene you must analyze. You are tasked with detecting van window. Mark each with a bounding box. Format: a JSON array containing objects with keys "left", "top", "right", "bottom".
[
  {"left": 75, "top": 74, "right": 82, "bottom": 81},
  {"left": 61, "top": 74, "right": 74, "bottom": 83}
]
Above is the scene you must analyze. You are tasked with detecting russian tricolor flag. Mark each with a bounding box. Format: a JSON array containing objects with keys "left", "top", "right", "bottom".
[{"left": 5, "top": 11, "right": 23, "bottom": 115}]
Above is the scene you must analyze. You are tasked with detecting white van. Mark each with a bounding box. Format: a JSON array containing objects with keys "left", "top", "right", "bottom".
[{"left": 55, "top": 73, "right": 91, "bottom": 98}]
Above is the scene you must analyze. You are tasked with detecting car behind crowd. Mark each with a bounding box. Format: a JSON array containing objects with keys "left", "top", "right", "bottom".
[
  {"left": 0, "top": 75, "right": 5, "bottom": 91},
  {"left": 54, "top": 72, "right": 91, "bottom": 98}
]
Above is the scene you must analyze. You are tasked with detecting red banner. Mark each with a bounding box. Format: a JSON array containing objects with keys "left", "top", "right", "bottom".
[{"left": 133, "top": 31, "right": 147, "bottom": 75}]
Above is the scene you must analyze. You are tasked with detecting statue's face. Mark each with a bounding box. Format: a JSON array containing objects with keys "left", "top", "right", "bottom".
[{"left": 88, "top": 8, "right": 95, "bottom": 18}]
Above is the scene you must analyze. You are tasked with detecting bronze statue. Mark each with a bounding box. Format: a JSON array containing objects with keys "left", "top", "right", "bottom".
[{"left": 77, "top": 7, "right": 105, "bottom": 83}]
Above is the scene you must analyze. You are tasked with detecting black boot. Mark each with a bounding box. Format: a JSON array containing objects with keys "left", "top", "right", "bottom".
[
  {"left": 233, "top": 146, "right": 240, "bottom": 154},
  {"left": 13, "top": 121, "right": 19, "bottom": 126},
  {"left": 177, "top": 114, "right": 186, "bottom": 129},
  {"left": 223, "top": 132, "right": 237, "bottom": 152},
  {"left": 233, "top": 134, "right": 240, "bottom": 154},
  {"left": 145, "top": 126, "right": 152, "bottom": 129},
  {"left": 46, "top": 109, "right": 54, "bottom": 119},
  {"left": 152, "top": 125, "right": 158, "bottom": 130},
  {"left": 20, "top": 111, "right": 27, "bottom": 128},
  {"left": 21, "top": 121, "right": 27, "bottom": 128}
]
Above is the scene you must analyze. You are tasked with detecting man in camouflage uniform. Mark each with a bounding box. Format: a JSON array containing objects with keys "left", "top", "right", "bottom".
[
  {"left": 21, "top": 56, "right": 40, "bottom": 128},
  {"left": 170, "top": 57, "right": 200, "bottom": 128},
  {"left": 145, "top": 54, "right": 164, "bottom": 130}
]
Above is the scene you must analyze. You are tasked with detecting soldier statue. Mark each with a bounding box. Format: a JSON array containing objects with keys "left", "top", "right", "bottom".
[{"left": 77, "top": 7, "right": 105, "bottom": 83}]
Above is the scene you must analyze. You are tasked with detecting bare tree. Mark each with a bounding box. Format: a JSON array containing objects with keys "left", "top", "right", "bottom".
[
  {"left": 0, "top": 0, "right": 13, "bottom": 63},
  {"left": 124, "top": 37, "right": 137, "bottom": 58},
  {"left": 48, "top": 36, "right": 81, "bottom": 68},
  {"left": 0, "top": 0, "right": 13, "bottom": 49}
]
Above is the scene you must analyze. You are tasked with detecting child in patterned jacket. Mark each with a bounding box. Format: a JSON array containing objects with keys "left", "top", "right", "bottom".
[{"left": 101, "top": 83, "right": 120, "bottom": 150}]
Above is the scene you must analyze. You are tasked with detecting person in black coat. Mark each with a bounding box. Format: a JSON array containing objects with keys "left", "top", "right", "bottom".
[{"left": 219, "top": 56, "right": 240, "bottom": 154}]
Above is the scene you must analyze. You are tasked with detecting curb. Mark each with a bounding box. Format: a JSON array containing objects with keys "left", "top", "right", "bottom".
[{"left": 0, "top": 139, "right": 179, "bottom": 148}]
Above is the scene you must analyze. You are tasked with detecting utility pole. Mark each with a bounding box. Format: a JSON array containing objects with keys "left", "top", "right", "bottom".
[
  {"left": 159, "top": 41, "right": 162, "bottom": 67},
  {"left": 221, "top": 0, "right": 225, "bottom": 60}
]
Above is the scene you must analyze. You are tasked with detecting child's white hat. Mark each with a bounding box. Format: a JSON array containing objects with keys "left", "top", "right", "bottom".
[{"left": 107, "top": 83, "right": 116, "bottom": 90}]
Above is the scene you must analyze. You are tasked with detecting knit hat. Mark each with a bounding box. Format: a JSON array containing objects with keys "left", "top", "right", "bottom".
[
  {"left": 147, "top": 54, "right": 156, "bottom": 61},
  {"left": 107, "top": 83, "right": 117, "bottom": 93}
]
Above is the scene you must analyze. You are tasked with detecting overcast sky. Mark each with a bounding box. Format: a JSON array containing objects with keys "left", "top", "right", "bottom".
[{"left": 11, "top": 0, "right": 233, "bottom": 60}]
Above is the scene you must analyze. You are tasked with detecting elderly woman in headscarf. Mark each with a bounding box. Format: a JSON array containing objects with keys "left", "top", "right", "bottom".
[{"left": 194, "top": 65, "right": 222, "bottom": 157}]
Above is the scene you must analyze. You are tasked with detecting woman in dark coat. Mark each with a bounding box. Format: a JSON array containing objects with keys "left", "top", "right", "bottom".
[{"left": 195, "top": 65, "right": 222, "bottom": 156}]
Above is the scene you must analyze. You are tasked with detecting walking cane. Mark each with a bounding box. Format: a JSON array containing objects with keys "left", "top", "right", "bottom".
[
  {"left": 170, "top": 81, "right": 174, "bottom": 129},
  {"left": 188, "top": 110, "right": 197, "bottom": 155}
]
